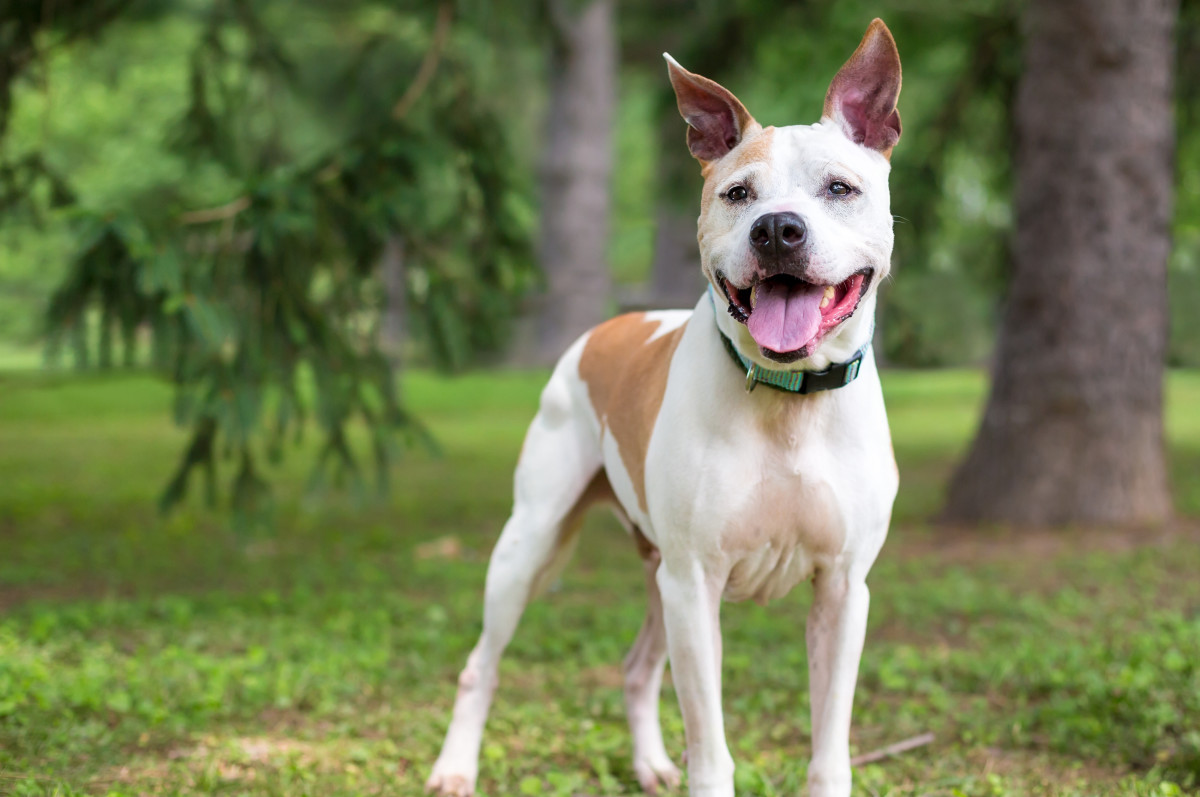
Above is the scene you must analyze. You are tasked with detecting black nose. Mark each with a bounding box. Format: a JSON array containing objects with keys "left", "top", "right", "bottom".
[{"left": 749, "top": 212, "right": 807, "bottom": 257}]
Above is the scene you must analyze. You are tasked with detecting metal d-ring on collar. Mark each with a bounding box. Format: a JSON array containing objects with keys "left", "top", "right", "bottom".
[{"left": 708, "top": 286, "right": 872, "bottom": 394}]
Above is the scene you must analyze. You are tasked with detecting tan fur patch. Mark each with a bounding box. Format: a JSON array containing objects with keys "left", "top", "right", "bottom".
[
  {"left": 700, "top": 126, "right": 776, "bottom": 218},
  {"left": 729, "top": 125, "right": 776, "bottom": 171},
  {"left": 578, "top": 314, "right": 688, "bottom": 513}
]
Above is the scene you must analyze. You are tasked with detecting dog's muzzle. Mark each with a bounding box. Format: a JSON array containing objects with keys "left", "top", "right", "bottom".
[{"left": 720, "top": 267, "right": 873, "bottom": 364}]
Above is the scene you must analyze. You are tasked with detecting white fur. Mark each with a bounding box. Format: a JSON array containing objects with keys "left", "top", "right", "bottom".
[{"left": 428, "top": 114, "right": 898, "bottom": 797}]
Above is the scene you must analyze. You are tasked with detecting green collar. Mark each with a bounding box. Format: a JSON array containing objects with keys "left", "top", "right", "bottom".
[{"left": 709, "top": 287, "right": 871, "bottom": 394}]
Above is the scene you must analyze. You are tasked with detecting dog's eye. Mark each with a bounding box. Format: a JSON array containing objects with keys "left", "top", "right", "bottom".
[
  {"left": 724, "top": 186, "right": 749, "bottom": 202},
  {"left": 828, "top": 181, "right": 854, "bottom": 197}
]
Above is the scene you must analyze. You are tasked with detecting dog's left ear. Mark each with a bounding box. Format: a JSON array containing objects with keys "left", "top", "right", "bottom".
[
  {"left": 664, "top": 54, "right": 760, "bottom": 164},
  {"left": 823, "top": 19, "right": 902, "bottom": 158}
]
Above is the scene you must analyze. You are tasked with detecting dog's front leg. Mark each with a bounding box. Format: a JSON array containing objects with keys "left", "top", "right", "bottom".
[
  {"left": 658, "top": 559, "right": 734, "bottom": 797},
  {"left": 806, "top": 569, "right": 870, "bottom": 797}
]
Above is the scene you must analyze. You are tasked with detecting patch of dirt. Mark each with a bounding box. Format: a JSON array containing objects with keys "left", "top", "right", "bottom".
[
  {"left": 95, "top": 732, "right": 356, "bottom": 792},
  {"left": 578, "top": 662, "right": 625, "bottom": 690},
  {"left": 964, "top": 745, "right": 1132, "bottom": 791},
  {"left": 0, "top": 582, "right": 132, "bottom": 612},
  {"left": 892, "top": 516, "right": 1200, "bottom": 566}
]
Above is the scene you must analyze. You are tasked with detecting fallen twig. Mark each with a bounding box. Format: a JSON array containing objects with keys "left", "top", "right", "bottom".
[
  {"left": 179, "top": 196, "right": 250, "bottom": 225},
  {"left": 850, "top": 732, "right": 935, "bottom": 766}
]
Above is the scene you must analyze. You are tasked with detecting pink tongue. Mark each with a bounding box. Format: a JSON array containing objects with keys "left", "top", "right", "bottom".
[{"left": 745, "top": 280, "right": 825, "bottom": 353}]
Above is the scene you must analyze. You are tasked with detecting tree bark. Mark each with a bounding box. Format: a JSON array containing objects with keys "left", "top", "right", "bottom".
[
  {"left": 944, "top": 0, "right": 1176, "bottom": 526},
  {"left": 379, "top": 234, "right": 406, "bottom": 369},
  {"left": 530, "top": 0, "right": 616, "bottom": 365},
  {"left": 647, "top": 205, "right": 705, "bottom": 307}
]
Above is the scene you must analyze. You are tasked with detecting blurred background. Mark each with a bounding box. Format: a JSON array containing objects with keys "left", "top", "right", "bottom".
[{"left": 2, "top": 1, "right": 1199, "bottom": 795}]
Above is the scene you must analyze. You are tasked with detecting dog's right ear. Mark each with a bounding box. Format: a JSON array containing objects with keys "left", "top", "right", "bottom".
[{"left": 664, "top": 54, "right": 759, "bottom": 164}]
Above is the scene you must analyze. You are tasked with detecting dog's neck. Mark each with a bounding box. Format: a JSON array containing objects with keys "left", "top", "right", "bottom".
[{"left": 709, "top": 286, "right": 877, "bottom": 374}]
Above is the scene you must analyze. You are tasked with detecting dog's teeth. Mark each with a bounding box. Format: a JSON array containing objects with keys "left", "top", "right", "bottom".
[
  {"left": 820, "top": 285, "right": 835, "bottom": 309},
  {"left": 750, "top": 285, "right": 758, "bottom": 309}
]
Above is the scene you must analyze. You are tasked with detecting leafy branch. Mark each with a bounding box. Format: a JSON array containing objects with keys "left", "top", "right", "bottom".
[{"left": 31, "top": 0, "right": 536, "bottom": 517}]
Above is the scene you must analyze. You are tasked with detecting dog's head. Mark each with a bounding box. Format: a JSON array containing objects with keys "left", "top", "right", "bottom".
[{"left": 666, "top": 19, "right": 901, "bottom": 365}]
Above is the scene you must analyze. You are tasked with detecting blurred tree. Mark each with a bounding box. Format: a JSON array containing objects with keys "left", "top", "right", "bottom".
[
  {"left": 525, "top": 0, "right": 616, "bottom": 364},
  {"left": 3, "top": 0, "right": 538, "bottom": 515},
  {"left": 945, "top": 0, "right": 1177, "bottom": 525}
]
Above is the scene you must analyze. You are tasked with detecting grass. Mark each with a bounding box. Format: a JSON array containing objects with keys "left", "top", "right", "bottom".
[{"left": 1, "top": 367, "right": 1200, "bottom": 796}]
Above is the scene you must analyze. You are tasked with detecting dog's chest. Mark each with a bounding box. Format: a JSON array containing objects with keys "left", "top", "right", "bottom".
[
  {"left": 634, "top": 317, "right": 895, "bottom": 604},
  {"left": 580, "top": 305, "right": 894, "bottom": 606},
  {"left": 712, "top": 424, "right": 847, "bottom": 604}
]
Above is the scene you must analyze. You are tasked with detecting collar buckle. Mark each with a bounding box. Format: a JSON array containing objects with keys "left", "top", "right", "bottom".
[{"left": 843, "top": 358, "right": 862, "bottom": 386}]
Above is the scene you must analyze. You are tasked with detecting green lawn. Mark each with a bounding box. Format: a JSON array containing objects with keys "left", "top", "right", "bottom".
[{"left": 1, "top": 368, "right": 1199, "bottom": 796}]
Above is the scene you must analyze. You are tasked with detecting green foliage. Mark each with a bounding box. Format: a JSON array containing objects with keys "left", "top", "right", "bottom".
[
  {"left": 1, "top": 369, "right": 1200, "bottom": 794},
  {"left": 3, "top": 1, "right": 538, "bottom": 513},
  {"left": 609, "top": 72, "right": 659, "bottom": 285},
  {"left": 0, "top": 0, "right": 144, "bottom": 136},
  {"left": 1171, "top": 0, "right": 1200, "bottom": 365}
]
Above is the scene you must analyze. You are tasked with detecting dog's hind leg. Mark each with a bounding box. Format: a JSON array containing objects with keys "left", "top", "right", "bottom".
[
  {"left": 427, "top": 366, "right": 604, "bottom": 797},
  {"left": 624, "top": 531, "right": 682, "bottom": 795}
]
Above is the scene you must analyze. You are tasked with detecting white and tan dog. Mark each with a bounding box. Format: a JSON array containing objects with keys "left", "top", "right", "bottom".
[{"left": 428, "top": 19, "right": 902, "bottom": 797}]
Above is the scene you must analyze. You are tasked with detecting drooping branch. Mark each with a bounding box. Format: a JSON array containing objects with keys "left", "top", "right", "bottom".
[
  {"left": 178, "top": 195, "right": 250, "bottom": 224},
  {"left": 392, "top": 0, "right": 454, "bottom": 121}
]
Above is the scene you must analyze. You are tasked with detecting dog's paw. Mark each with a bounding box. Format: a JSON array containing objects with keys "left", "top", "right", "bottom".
[
  {"left": 634, "top": 754, "right": 682, "bottom": 794},
  {"left": 425, "top": 771, "right": 475, "bottom": 797}
]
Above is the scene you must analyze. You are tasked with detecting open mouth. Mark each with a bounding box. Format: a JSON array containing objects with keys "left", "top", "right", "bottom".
[{"left": 720, "top": 269, "right": 872, "bottom": 362}]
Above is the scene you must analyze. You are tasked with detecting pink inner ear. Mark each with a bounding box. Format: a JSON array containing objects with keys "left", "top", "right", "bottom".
[
  {"left": 840, "top": 89, "right": 871, "bottom": 146},
  {"left": 824, "top": 22, "right": 902, "bottom": 155},
  {"left": 684, "top": 100, "right": 741, "bottom": 161},
  {"left": 686, "top": 109, "right": 739, "bottom": 162},
  {"left": 669, "top": 64, "right": 752, "bottom": 162},
  {"left": 834, "top": 85, "right": 901, "bottom": 153}
]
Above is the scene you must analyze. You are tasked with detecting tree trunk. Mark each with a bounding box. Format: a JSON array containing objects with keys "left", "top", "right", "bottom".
[
  {"left": 944, "top": 0, "right": 1176, "bottom": 526},
  {"left": 530, "top": 0, "right": 616, "bottom": 365},
  {"left": 379, "top": 234, "right": 406, "bottom": 369},
  {"left": 647, "top": 205, "right": 706, "bottom": 308}
]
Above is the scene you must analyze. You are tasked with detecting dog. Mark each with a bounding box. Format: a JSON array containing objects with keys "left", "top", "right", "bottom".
[{"left": 427, "top": 19, "right": 902, "bottom": 797}]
